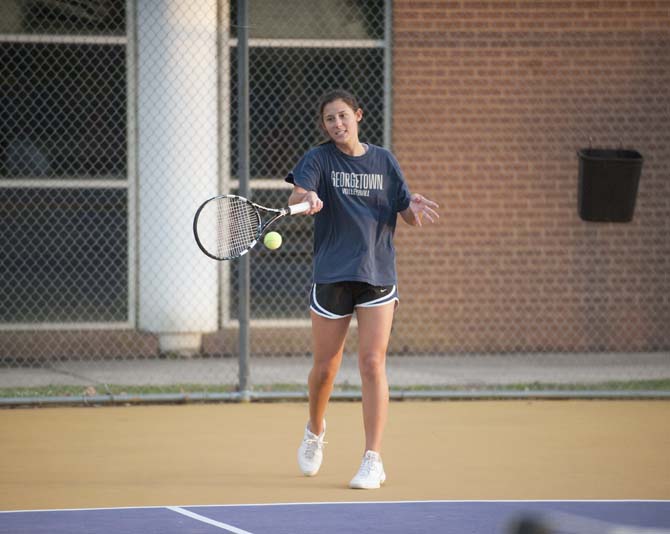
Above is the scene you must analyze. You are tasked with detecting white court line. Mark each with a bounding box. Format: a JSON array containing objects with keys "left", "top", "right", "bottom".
[
  {"left": 2, "top": 500, "right": 669, "bottom": 513},
  {"left": 166, "top": 506, "right": 255, "bottom": 534},
  {"left": 183, "top": 499, "right": 670, "bottom": 508}
]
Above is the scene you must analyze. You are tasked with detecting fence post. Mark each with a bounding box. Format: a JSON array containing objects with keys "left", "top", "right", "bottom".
[{"left": 237, "top": 0, "right": 251, "bottom": 400}]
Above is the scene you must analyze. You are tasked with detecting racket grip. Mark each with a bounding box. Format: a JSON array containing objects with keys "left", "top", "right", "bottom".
[{"left": 288, "top": 201, "right": 311, "bottom": 215}]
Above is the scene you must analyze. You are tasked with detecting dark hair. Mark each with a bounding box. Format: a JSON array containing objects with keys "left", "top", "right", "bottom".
[{"left": 318, "top": 89, "right": 361, "bottom": 123}]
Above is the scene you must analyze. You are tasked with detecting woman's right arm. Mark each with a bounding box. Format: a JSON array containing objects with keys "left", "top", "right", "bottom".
[{"left": 289, "top": 186, "right": 323, "bottom": 215}]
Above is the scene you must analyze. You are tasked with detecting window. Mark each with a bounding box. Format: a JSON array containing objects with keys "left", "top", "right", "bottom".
[
  {"left": 0, "top": 188, "right": 127, "bottom": 323},
  {"left": 0, "top": 0, "right": 388, "bottom": 327},
  {"left": 0, "top": 43, "right": 126, "bottom": 180},
  {"left": 226, "top": 0, "right": 388, "bottom": 322},
  {"left": 0, "top": 0, "right": 128, "bottom": 326}
]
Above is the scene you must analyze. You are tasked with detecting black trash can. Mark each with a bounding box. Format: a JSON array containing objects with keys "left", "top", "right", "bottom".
[{"left": 577, "top": 148, "right": 643, "bottom": 222}]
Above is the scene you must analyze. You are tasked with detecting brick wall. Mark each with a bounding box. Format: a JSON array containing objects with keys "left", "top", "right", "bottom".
[{"left": 391, "top": 0, "right": 670, "bottom": 353}]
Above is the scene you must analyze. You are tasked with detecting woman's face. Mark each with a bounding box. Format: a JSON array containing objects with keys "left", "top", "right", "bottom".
[{"left": 321, "top": 99, "right": 362, "bottom": 146}]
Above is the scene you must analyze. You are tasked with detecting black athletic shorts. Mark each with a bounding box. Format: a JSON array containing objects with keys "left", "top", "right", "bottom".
[{"left": 310, "top": 281, "right": 399, "bottom": 319}]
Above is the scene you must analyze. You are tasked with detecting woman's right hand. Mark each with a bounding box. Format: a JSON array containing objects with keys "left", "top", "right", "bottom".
[
  {"left": 303, "top": 191, "right": 323, "bottom": 215},
  {"left": 290, "top": 186, "right": 323, "bottom": 215}
]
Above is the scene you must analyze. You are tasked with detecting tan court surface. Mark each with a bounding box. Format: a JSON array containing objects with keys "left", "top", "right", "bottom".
[{"left": 1, "top": 401, "right": 669, "bottom": 511}]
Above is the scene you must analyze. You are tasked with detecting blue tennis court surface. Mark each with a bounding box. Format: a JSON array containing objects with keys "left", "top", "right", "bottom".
[{"left": 1, "top": 500, "right": 669, "bottom": 533}]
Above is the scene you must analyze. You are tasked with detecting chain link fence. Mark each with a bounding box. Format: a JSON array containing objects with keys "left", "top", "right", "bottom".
[{"left": 1, "top": 0, "right": 669, "bottom": 404}]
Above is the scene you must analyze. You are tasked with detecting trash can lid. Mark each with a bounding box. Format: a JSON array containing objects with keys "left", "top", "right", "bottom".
[{"left": 578, "top": 148, "right": 643, "bottom": 162}]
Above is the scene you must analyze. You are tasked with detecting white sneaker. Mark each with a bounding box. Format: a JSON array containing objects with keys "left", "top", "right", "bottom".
[
  {"left": 297, "top": 421, "right": 326, "bottom": 476},
  {"left": 349, "top": 450, "right": 386, "bottom": 489}
]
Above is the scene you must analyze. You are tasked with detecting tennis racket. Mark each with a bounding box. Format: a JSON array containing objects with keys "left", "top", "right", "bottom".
[{"left": 193, "top": 194, "right": 311, "bottom": 260}]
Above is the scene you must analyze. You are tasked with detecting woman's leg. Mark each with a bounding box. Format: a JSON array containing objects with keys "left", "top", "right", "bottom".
[
  {"left": 307, "top": 311, "right": 351, "bottom": 435},
  {"left": 355, "top": 302, "right": 395, "bottom": 453}
]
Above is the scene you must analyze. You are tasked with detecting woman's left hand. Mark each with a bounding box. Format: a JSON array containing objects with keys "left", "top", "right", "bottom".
[{"left": 408, "top": 193, "right": 440, "bottom": 226}]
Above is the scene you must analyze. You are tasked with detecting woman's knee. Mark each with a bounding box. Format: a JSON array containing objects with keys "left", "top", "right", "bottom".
[
  {"left": 311, "top": 358, "right": 340, "bottom": 385},
  {"left": 358, "top": 351, "right": 386, "bottom": 382}
]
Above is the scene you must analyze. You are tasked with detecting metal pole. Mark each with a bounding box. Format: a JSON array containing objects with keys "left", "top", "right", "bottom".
[
  {"left": 383, "top": 0, "right": 393, "bottom": 149},
  {"left": 237, "top": 0, "right": 251, "bottom": 399},
  {"left": 126, "top": 0, "right": 138, "bottom": 328}
]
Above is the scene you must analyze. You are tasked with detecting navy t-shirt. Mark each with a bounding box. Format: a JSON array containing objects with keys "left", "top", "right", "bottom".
[{"left": 286, "top": 142, "right": 412, "bottom": 286}]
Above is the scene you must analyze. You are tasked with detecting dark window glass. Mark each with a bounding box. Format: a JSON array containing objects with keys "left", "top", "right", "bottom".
[
  {"left": 230, "top": 46, "right": 385, "bottom": 181},
  {"left": 0, "top": 0, "right": 126, "bottom": 36},
  {"left": 230, "top": 0, "right": 384, "bottom": 40},
  {"left": 0, "top": 188, "right": 128, "bottom": 323},
  {"left": 0, "top": 43, "right": 127, "bottom": 179}
]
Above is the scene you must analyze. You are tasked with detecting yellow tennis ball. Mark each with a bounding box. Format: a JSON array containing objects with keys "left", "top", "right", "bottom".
[{"left": 263, "top": 231, "right": 282, "bottom": 250}]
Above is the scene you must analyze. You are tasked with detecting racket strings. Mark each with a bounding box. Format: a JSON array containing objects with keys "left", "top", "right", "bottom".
[
  {"left": 196, "top": 196, "right": 260, "bottom": 259},
  {"left": 216, "top": 197, "right": 260, "bottom": 258}
]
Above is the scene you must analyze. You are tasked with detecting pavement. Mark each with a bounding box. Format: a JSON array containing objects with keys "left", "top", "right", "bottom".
[{"left": 1, "top": 352, "right": 668, "bottom": 392}]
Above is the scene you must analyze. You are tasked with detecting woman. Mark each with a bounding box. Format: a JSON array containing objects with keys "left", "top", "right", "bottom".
[{"left": 286, "top": 89, "right": 439, "bottom": 489}]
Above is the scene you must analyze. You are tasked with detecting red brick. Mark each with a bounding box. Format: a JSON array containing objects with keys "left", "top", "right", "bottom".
[{"left": 392, "top": 0, "right": 669, "bottom": 353}]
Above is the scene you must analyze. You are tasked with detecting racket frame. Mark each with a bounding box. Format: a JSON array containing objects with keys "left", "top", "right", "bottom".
[{"left": 193, "top": 194, "right": 310, "bottom": 261}]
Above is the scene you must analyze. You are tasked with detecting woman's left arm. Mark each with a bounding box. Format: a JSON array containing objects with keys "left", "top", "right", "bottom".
[{"left": 400, "top": 193, "right": 440, "bottom": 227}]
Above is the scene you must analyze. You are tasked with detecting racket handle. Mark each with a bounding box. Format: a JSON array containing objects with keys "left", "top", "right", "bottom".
[{"left": 288, "top": 201, "right": 311, "bottom": 215}]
